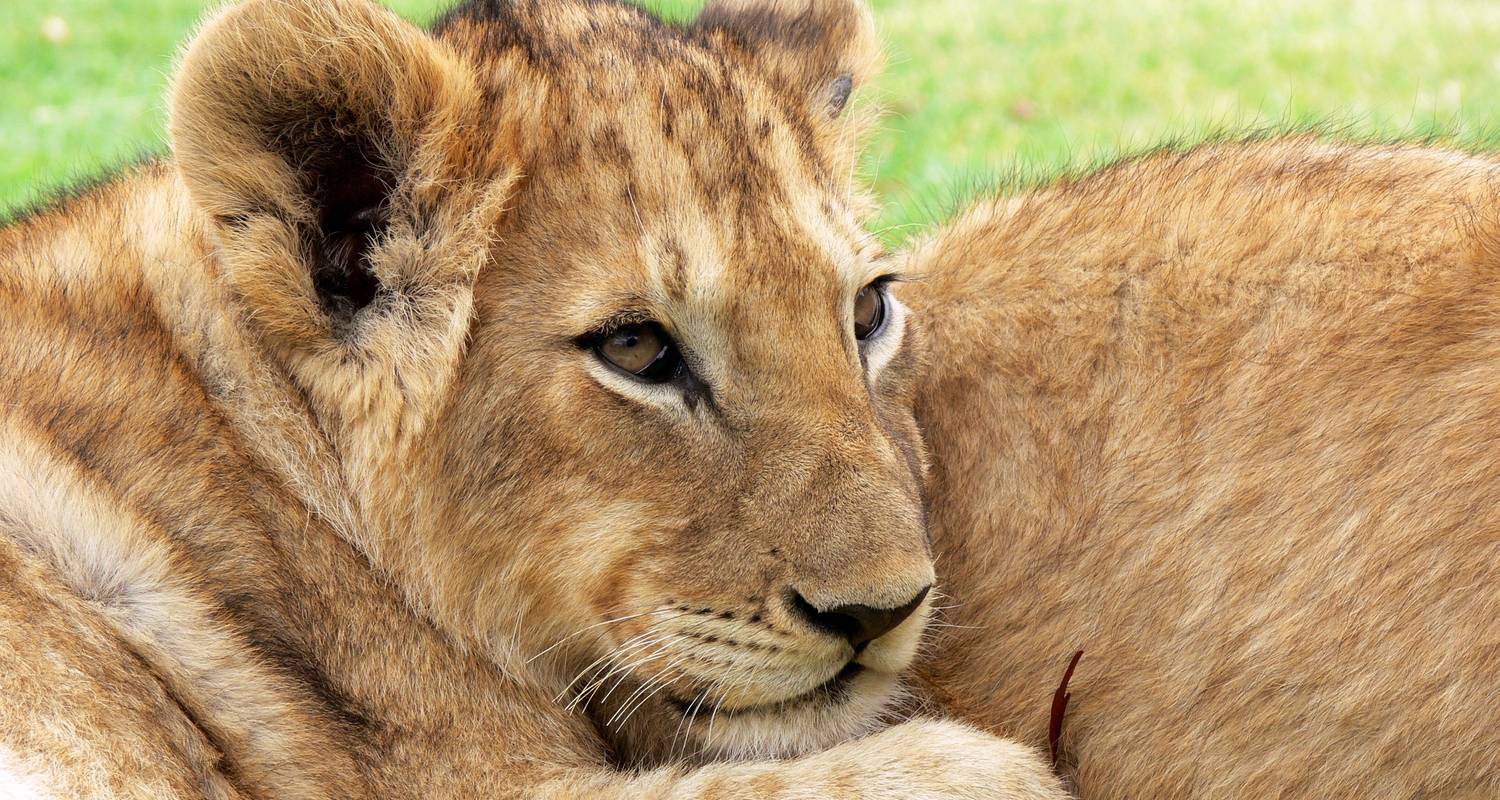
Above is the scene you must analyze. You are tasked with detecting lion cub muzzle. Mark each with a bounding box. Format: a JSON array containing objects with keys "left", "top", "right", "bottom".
[{"left": 571, "top": 399, "right": 938, "bottom": 763}]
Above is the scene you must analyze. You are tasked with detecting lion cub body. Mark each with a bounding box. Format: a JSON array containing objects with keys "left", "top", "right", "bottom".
[
  {"left": 908, "top": 139, "right": 1500, "bottom": 798},
  {"left": 0, "top": 0, "right": 1067, "bottom": 798},
  {"left": 7, "top": 0, "right": 1499, "bottom": 795},
  {"left": 0, "top": 166, "right": 611, "bottom": 797}
]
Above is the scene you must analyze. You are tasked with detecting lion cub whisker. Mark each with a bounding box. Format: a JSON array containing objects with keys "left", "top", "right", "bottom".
[
  {"left": 560, "top": 631, "right": 683, "bottom": 709},
  {"left": 525, "top": 606, "right": 681, "bottom": 665}
]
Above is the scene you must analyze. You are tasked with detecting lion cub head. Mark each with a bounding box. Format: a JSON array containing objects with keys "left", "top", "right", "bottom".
[{"left": 170, "top": 0, "right": 929, "bottom": 762}]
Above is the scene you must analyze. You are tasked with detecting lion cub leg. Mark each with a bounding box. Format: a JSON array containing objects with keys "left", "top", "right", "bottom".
[
  {"left": 0, "top": 535, "right": 244, "bottom": 800},
  {"left": 539, "top": 720, "right": 1068, "bottom": 800}
]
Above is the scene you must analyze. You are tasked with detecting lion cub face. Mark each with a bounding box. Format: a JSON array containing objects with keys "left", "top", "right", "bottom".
[
  {"left": 170, "top": 0, "right": 926, "bottom": 762},
  {"left": 429, "top": 0, "right": 933, "bottom": 761}
]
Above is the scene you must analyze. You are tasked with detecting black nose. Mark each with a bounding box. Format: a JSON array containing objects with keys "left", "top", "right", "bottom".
[{"left": 791, "top": 585, "right": 931, "bottom": 652}]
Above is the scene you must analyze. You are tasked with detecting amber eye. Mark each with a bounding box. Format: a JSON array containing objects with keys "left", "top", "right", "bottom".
[
  {"left": 594, "top": 322, "right": 684, "bottom": 382},
  {"left": 853, "top": 281, "right": 888, "bottom": 340}
]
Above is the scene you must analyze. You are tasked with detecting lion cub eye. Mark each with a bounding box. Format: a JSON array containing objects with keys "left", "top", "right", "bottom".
[
  {"left": 595, "top": 322, "right": 684, "bottom": 382},
  {"left": 853, "top": 281, "right": 889, "bottom": 340}
]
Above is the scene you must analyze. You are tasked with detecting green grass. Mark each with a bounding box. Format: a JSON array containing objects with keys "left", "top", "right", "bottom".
[{"left": 9, "top": 0, "right": 1500, "bottom": 236}]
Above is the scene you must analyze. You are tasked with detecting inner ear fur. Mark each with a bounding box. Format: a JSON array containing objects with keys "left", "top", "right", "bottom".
[
  {"left": 170, "top": 0, "right": 512, "bottom": 347},
  {"left": 170, "top": 0, "right": 518, "bottom": 466},
  {"left": 695, "top": 0, "right": 881, "bottom": 119}
]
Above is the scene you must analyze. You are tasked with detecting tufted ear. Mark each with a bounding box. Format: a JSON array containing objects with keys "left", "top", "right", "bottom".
[
  {"left": 695, "top": 0, "right": 881, "bottom": 120},
  {"left": 170, "top": 0, "right": 516, "bottom": 451}
]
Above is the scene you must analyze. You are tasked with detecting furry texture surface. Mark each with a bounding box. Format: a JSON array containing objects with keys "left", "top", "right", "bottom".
[
  {"left": 905, "top": 139, "right": 1500, "bottom": 798},
  {"left": 0, "top": 0, "right": 1063, "bottom": 797},
  {"left": 10, "top": 0, "right": 1497, "bottom": 797}
]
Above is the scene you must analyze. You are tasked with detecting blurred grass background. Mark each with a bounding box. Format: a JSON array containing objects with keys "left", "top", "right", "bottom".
[{"left": 8, "top": 0, "right": 1500, "bottom": 237}]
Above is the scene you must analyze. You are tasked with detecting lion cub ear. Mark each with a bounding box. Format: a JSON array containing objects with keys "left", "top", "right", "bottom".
[
  {"left": 170, "top": 0, "right": 515, "bottom": 443},
  {"left": 695, "top": 0, "right": 880, "bottom": 120}
]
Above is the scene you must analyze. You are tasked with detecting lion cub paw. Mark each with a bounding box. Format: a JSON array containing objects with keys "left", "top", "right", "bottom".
[
  {"left": 551, "top": 718, "right": 1067, "bottom": 799},
  {"left": 814, "top": 719, "right": 1069, "bottom": 799}
]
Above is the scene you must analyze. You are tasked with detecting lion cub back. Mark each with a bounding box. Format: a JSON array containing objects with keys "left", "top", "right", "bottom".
[{"left": 907, "top": 139, "right": 1500, "bottom": 799}]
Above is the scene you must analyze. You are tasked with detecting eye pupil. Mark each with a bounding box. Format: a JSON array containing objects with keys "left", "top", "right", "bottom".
[
  {"left": 594, "top": 322, "right": 682, "bottom": 382},
  {"left": 853, "top": 282, "right": 887, "bottom": 340}
]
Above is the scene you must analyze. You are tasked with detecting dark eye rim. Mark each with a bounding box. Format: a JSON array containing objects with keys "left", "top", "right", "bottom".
[
  {"left": 854, "top": 277, "right": 896, "bottom": 341},
  {"left": 579, "top": 320, "right": 687, "bottom": 384}
]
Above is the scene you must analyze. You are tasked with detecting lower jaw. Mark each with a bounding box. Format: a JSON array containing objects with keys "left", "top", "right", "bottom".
[
  {"left": 652, "top": 666, "right": 904, "bottom": 762},
  {"left": 665, "top": 662, "right": 867, "bottom": 720}
]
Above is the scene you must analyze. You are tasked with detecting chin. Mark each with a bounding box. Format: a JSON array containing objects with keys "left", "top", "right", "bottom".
[{"left": 606, "top": 666, "right": 908, "bottom": 766}]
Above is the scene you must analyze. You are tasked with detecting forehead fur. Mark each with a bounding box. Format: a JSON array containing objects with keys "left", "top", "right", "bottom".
[
  {"left": 434, "top": 0, "right": 884, "bottom": 351},
  {"left": 432, "top": 0, "right": 877, "bottom": 200}
]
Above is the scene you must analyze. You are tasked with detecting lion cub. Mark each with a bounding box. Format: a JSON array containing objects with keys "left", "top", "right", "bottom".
[
  {"left": 0, "top": 0, "right": 1062, "bottom": 797},
  {"left": 906, "top": 140, "right": 1500, "bottom": 798}
]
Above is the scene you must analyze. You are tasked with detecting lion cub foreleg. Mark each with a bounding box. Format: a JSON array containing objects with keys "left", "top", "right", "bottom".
[{"left": 537, "top": 720, "right": 1068, "bottom": 800}]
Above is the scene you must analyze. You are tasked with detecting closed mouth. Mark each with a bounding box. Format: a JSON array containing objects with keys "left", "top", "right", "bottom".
[{"left": 666, "top": 662, "right": 865, "bottom": 719}]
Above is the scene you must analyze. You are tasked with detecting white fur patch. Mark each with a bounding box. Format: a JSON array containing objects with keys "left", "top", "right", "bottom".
[
  {"left": 0, "top": 747, "right": 56, "bottom": 800},
  {"left": 861, "top": 292, "right": 908, "bottom": 379}
]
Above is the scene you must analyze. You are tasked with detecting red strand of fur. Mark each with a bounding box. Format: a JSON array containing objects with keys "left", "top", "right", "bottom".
[{"left": 1048, "top": 650, "right": 1084, "bottom": 768}]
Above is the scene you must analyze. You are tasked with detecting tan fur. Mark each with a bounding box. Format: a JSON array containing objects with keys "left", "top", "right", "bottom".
[
  {"left": 905, "top": 139, "right": 1500, "bottom": 798},
  {"left": 0, "top": 0, "right": 1063, "bottom": 797}
]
